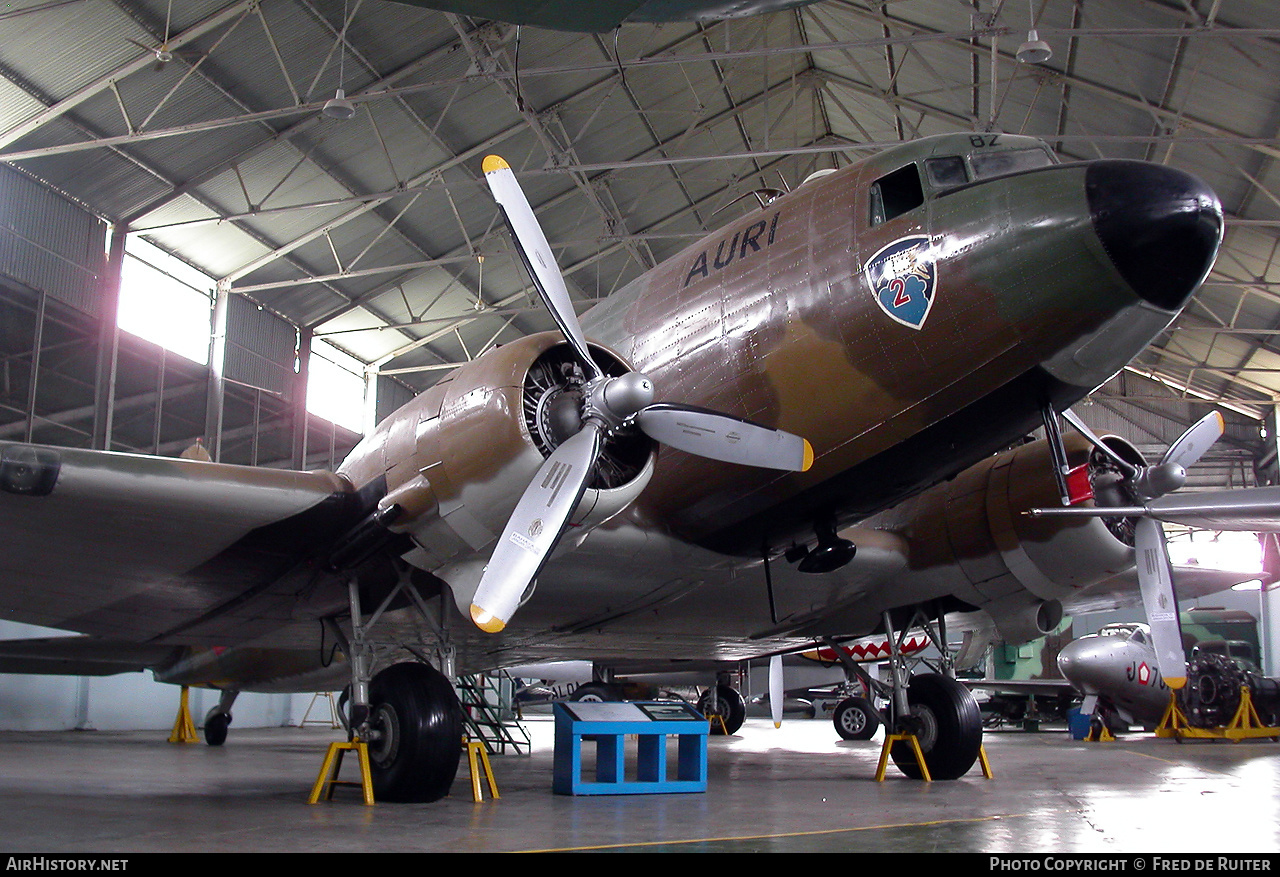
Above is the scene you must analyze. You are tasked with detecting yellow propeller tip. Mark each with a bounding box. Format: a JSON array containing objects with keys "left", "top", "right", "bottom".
[
  {"left": 482, "top": 154, "right": 509, "bottom": 173},
  {"left": 469, "top": 604, "right": 507, "bottom": 633},
  {"left": 773, "top": 721, "right": 782, "bottom": 729},
  {"left": 1165, "top": 676, "right": 1186, "bottom": 690},
  {"left": 801, "top": 439, "right": 814, "bottom": 472}
]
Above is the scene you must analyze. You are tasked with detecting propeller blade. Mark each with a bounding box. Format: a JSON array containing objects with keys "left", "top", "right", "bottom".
[
  {"left": 1061, "top": 408, "right": 1138, "bottom": 477},
  {"left": 1134, "top": 517, "right": 1187, "bottom": 689},
  {"left": 483, "top": 155, "right": 600, "bottom": 380},
  {"left": 769, "top": 654, "right": 784, "bottom": 728},
  {"left": 635, "top": 404, "right": 813, "bottom": 472},
  {"left": 1161, "top": 411, "right": 1224, "bottom": 470},
  {"left": 469, "top": 423, "right": 603, "bottom": 633}
]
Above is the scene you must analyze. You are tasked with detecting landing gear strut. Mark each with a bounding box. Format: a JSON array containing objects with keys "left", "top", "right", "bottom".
[
  {"left": 324, "top": 569, "right": 463, "bottom": 803},
  {"left": 697, "top": 683, "right": 746, "bottom": 735},
  {"left": 825, "top": 604, "right": 983, "bottom": 779},
  {"left": 881, "top": 606, "right": 982, "bottom": 780}
]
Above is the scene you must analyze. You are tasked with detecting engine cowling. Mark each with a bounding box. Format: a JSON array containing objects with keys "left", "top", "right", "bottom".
[
  {"left": 898, "top": 433, "right": 1141, "bottom": 643},
  {"left": 346, "top": 333, "right": 656, "bottom": 607}
]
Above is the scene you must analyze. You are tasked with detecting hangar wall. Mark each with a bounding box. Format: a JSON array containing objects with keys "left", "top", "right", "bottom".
[{"left": 0, "top": 622, "right": 321, "bottom": 732}]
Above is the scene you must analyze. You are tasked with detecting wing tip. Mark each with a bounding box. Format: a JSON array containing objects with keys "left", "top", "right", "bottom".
[
  {"left": 483, "top": 154, "right": 509, "bottom": 173},
  {"left": 801, "top": 439, "right": 814, "bottom": 472}
]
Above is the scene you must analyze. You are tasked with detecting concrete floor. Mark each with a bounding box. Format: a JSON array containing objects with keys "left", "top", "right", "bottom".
[{"left": 1, "top": 713, "right": 1278, "bottom": 854}]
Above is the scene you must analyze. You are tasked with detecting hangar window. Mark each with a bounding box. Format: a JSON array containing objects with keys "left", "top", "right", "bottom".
[
  {"left": 969, "top": 147, "right": 1054, "bottom": 181},
  {"left": 308, "top": 339, "right": 369, "bottom": 434},
  {"left": 118, "top": 236, "right": 213, "bottom": 365},
  {"left": 869, "top": 164, "right": 924, "bottom": 226},
  {"left": 925, "top": 156, "right": 968, "bottom": 189}
]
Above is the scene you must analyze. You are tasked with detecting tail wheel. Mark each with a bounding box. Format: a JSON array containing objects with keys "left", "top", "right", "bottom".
[
  {"left": 833, "top": 696, "right": 881, "bottom": 740},
  {"left": 890, "top": 674, "right": 983, "bottom": 780},
  {"left": 366, "top": 662, "right": 463, "bottom": 803},
  {"left": 697, "top": 685, "right": 745, "bottom": 735},
  {"left": 203, "top": 711, "right": 231, "bottom": 746}
]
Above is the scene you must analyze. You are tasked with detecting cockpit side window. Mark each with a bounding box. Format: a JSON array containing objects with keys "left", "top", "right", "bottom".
[
  {"left": 869, "top": 164, "right": 924, "bottom": 227},
  {"left": 925, "top": 156, "right": 968, "bottom": 189},
  {"left": 969, "top": 147, "right": 1054, "bottom": 181}
]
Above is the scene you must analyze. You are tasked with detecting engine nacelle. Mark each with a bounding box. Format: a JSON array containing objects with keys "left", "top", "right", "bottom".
[
  {"left": 898, "top": 433, "right": 1138, "bottom": 643},
  {"left": 342, "top": 333, "right": 655, "bottom": 593}
]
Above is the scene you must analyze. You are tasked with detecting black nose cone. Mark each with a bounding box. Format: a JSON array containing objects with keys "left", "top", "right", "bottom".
[{"left": 1086, "top": 161, "right": 1223, "bottom": 310}]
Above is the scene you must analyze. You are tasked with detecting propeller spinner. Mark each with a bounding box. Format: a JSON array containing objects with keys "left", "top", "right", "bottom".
[{"left": 470, "top": 156, "right": 814, "bottom": 633}]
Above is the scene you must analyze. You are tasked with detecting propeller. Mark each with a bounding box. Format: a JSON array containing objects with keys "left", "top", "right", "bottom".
[
  {"left": 1036, "top": 410, "right": 1227, "bottom": 689},
  {"left": 769, "top": 654, "right": 784, "bottom": 728},
  {"left": 469, "top": 156, "right": 814, "bottom": 633}
]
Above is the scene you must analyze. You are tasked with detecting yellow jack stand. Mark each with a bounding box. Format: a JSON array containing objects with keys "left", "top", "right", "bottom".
[
  {"left": 876, "top": 733, "right": 931, "bottom": 781},
  {"left": 708, "top": 715, "right": 728, "bottom": 735},
  {"left": 874, "top": 735, "right": 994, "bottom": 781},
  {"left": 308, "top": 739, "right": 375, "bottom": 805},
  {"left": 465, "top": 737, "right": 500, "bottom": 802},
  {"left": 1086, "top": 720, "right": 1116, "bottom": 743},
  {"left": 168, "top": 686, "right": 198, "bottom": 744},
  {"left": 1156, "top": 688, "right": 1280, "bottom": 742}
]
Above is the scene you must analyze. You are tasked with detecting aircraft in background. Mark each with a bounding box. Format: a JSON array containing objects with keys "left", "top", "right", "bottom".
[
  {"left": 393, "top": 0, "right": 823, "bottom": 32},
  {"left": 0, "top": 130, "right": 1241, "bottom": 801},
  {"left": 1058, "top": 622, "right": 1280, "bottom": 733}
]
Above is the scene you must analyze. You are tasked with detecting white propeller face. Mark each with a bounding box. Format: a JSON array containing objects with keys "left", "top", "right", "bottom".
[{"left": 469, "top": 155, "right": 814, "bottom": 633}]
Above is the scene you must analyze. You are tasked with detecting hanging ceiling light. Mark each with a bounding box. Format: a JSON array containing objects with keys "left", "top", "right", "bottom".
[
  {"left": 323, "top": 88, "right": 355, "bottom": 119},
  {"left": 1017, "top": 0, "right": 1053, "bottom": 64},
  {"left": 323, "top": 0, "right": 355, "bottom": 120}
]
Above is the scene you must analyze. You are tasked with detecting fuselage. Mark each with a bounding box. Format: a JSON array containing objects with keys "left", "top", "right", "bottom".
[
  {"left": 330, "top": 132, "right": 1221, "bottom": 666},
  {"left": 349, "top": 133, "right": 1218, "bottom": 552},
  {"left": 1057, "top": 625, "right": 1172, "bottom": 726}
]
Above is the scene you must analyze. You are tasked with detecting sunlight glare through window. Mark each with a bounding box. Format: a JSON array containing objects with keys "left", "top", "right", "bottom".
[
  {"left": 117, "top": 236, "right": 213, "bottom": 365},
  {"left": 308, "top": 340, "right": 368, "bottom": 434}
]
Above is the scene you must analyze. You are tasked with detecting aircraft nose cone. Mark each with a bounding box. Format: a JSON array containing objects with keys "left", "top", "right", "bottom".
[
  {"left": 1057, "top": 636, "right": 1111, "bottom": 691},
  {"left": 1086, "top": 160, "right": 1223, "bottom": 311}
]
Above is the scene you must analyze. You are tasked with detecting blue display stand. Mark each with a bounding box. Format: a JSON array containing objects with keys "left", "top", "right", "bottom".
[{"left": 552, "top": 701, "right": 709, "bottom": 796}]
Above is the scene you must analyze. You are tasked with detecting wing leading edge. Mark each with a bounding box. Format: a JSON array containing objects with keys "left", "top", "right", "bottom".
[{"left": 0, "top": 442, "right": 355, "bottom": 646}]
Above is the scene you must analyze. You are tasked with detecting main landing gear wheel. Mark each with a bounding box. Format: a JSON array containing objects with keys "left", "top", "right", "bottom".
[
  {"left": 890, "top": 674, "right": 982, "bottom": 780},
  {"left": 366, "top": 662, "right": 463, "bottom": 803},
  {"left": 833, "top": 696, "right": 881, "bottom": 741},
  {"left": 697, "top": 685, "right": 745, "bottom": 735}
]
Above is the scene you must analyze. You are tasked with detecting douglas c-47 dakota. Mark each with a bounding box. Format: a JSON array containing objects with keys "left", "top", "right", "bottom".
[{"left": 0, "top": 132, "right": 1239, "bottom": 801}]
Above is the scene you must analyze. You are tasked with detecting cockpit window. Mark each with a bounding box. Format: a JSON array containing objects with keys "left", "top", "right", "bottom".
[
  {"left": 969, "top": 147, "right": 1054, "bottom": 181},
  {"left": 1129, "top": 628, "right": 1148, "bottom": 645},
  {"left": 869, "top": 164, "right": 924, "bottom": 226},
  {"left": 925, "top": 156, "right": 968, "bottom": 189}
]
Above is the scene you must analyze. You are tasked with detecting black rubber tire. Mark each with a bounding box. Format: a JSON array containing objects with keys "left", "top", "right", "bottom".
[
  {"left": 366, "top": 663, "right": 463, "bottom": 803},
  {"left": 569, "top": 682, "right": 619, "bottom": 702},
  {"left": 833, "top": 696, "right": 880, "bottom": 741},
  {"left": 889, "top": 674, "right": 983, "bottom": 780},
  {"left": 697, "top": 685, "right": 746, "bottom": 735},
  {"left": 204, "top": 712, "right": 230, "bottom": 747}
]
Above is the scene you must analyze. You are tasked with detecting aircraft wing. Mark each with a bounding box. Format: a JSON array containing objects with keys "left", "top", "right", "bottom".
[
  {"left": 964, "top": 678, "right": 1077, "bottom": 697},
  {"left": 0, "top": 636, "right": 179, "bottom": 676},
  {"left": 1062, "top": 564, "right": 1264, "bottom": 616},
  {"left": 0, "top": 441, "right": 355, "bottom": 647}
]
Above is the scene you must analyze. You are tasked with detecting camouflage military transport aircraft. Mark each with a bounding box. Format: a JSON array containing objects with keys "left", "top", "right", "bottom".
[{"left": 0, "top": 132, "right": 1230, "bottom": 801}]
